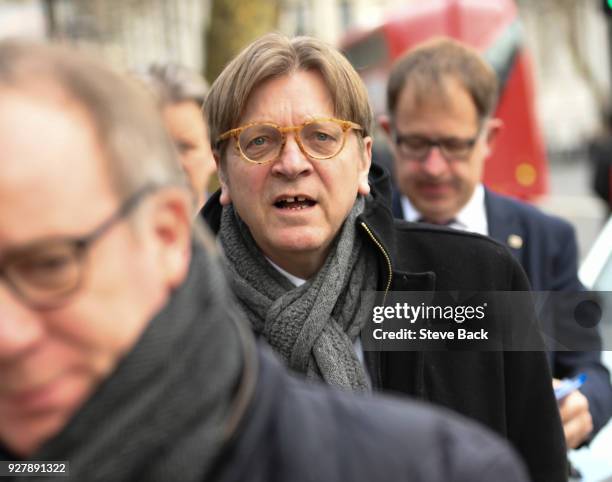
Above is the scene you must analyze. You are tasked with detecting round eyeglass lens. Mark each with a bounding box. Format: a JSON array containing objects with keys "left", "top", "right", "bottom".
[
  {"left": 8, "top": 242, "right": 82, "bottom": 306},
  {"left": 239, "top": 124, "right": 283, "bottom": 163},
  {"left": 300, "top": 120, "right": 344, "bottom": 158}
]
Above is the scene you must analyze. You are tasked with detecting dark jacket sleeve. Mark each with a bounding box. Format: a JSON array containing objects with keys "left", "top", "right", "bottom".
[
  {"left": 213, "top": 346, "right": 530, "bottom": 482},
  {"left": 503, "top": 259, "right": 569, "bottom": 482}
]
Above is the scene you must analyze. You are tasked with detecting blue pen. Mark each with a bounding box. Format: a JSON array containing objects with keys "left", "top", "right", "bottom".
[{"left": 554, "top": 373, "right": 587, "bottom": 401}]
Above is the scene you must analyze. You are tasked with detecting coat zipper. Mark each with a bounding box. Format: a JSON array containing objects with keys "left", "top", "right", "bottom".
[
  {"left": 360, "top": 221, "right": 393, "bottom": 300},
  {"left": 361, "top": 221, "right": 425, "bottom": 399}
]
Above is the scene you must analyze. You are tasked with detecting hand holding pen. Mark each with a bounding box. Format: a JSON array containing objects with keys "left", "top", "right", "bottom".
[{"left": 553, "top": 374, "right": 593, "bottom": 449}]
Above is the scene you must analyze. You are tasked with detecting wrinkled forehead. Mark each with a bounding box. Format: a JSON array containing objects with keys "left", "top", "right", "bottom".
[
  {"left": 0, "top": 88, "right": 117, "bottom": 245},
  {"left": 239, "top": 71, "right": 335, "bottom": 126}
]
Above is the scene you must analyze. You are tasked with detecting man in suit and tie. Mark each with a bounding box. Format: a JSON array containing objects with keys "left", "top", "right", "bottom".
[{"left": 380, "top": 37, "right": 612, "bottom": 449}]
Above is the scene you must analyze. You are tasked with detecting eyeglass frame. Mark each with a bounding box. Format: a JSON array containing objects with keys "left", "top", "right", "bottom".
[
  {"left": 0, "top": 184, "right": 159, "bottom": 310},
  {"left": 216, "top": 117, "right": 363, "bottom": 165},
  {"left": 391, "top": 122, "right": 488, "bottom": 163}
]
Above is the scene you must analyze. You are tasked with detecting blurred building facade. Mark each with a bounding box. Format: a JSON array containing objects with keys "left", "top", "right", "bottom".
[
  {"left": 0, "top": 0, "right": 46, "bottom": 38},
  {"left": 1, "top": 0, "right": 610, "bottom": 155},
  {"left": 0, "top": 0, "right": 210, "bottom": 72},
  {"left": 278, "top": 0, "right": 393, "bottom": 43},
  {"left": 519, "top": 0, "right": 610, "bottom": 154}
]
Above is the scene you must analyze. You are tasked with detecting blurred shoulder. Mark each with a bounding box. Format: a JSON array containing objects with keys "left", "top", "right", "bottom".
[
  {"left": 244, "top": 346, "right": 529, "bottom": 482},
  {"left": 487, "top": 190, "right": 576, "bottom": 237}
]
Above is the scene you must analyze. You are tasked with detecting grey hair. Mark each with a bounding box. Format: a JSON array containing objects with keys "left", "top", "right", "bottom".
[
  {"left": 141, "top": 62, "right": 209, "bottom": 108},
  {"left": 0, "top": 39, "right": 187, "bottom": 199}
]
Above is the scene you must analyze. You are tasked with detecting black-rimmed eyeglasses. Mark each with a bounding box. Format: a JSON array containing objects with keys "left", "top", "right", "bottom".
[
  {"left": 0, "top": 185, "right": 158, "bottom": 310},
  {"left": 392, "top": 130, "right": 483, "bottom": 163}
]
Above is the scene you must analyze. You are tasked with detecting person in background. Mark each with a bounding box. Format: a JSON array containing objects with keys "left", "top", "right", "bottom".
[
  {"left": 0, "top": 38, "right": 531, "bottom": 482},
  {"left": 142, "top": 62, "right": 216, "bottom": 211},
  {"left": 381, "top": 36, "right": 612, "bottom": 450},
  {"left": 201, "top": 32, "right": 566, "bottom": 482}
]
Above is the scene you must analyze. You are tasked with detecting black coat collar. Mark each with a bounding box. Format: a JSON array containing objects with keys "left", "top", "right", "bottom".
[
  {"left": 361, "top": 164, "right": 435, "bottom": 291},
  {"left": 359, "top": 164, "right": 399, "bottom": 264},
  {"left": 201, "top": 189, "right": 223, "bottom": 235}
]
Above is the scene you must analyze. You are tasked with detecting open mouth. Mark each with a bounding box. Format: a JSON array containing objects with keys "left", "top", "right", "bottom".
[{"left": 273, "top": 196, "right": 317, "bottom": 210}]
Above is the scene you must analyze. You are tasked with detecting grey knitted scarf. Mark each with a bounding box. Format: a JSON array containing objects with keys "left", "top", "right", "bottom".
[{"left": 220, "top": 196, "right": 378, "bottom": 391}]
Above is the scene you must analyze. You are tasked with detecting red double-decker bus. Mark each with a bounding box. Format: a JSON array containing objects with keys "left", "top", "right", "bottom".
[{"left": 340, "top": 0, "right": 547, "bottom": 200}]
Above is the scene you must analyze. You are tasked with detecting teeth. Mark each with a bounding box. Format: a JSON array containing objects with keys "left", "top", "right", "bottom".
[{"left": 276, "top": 196, "right": 313, "bottom": 207}]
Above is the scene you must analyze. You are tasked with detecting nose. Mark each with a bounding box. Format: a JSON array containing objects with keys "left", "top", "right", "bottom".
[
  {"left": 0, "top": 285, "right": 45, "bottom": 362},
  {"left": 270, "top": 133, "right": 313, "bottom": 180},
  {"left": 421, "top": 146, "right": 448, "bottom": 177}
]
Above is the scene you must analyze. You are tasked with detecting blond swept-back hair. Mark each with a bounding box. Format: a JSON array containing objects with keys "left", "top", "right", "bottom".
[
  {"left": 206, "top": 32, "right": 373, "bottom": 162},
  {"left": 387, "top": 37, "right": 498, "bottom": 123},
  {"left": 0, "top": 39, "right": 186, "bottom": 199}
]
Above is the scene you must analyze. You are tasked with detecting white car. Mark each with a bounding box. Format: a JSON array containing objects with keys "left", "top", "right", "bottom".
[{"left": 570, "top": 215, "right": 612, "bottom": 482}]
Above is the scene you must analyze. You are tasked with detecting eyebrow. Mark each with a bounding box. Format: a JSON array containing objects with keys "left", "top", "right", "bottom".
[{"left": 239, "top": 115, "right": 332, "bottom": 126}]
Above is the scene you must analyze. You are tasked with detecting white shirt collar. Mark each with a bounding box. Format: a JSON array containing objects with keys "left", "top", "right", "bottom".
[
  {"left": 266, "top": 257, "right": 307, "bottom": 287},
  {"left": 265, "top": 258, "right": 368, "bottom": 373},
  {"left": 400, "top": 184, "right": 488, "bottom": 235}
]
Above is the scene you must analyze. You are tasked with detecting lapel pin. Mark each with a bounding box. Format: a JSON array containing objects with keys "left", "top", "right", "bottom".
[{"left": 507, "top": 234, "right": 523, "bottom": 249}]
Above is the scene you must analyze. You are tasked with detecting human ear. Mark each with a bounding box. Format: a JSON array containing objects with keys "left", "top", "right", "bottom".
[
  {"left": 214, "top": 151, "right": 232, "bottom": 206},
  {"left": 357, "top": 136, "right": 372, "bottom": 196},
  {"left": 149, "top": 188, "right": 192, "bottom": 289},
  {"left": 485, "top": 118, "right": 503, "bottom": 155}
]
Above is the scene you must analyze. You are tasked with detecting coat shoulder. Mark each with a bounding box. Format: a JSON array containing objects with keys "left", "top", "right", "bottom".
[
  {"left": 392, "top": 218, "right": 513, "bottom": 257},
  {"left": 389, "top": 219, "right": 529, "bottom": 291},
  {"left": 213, "top": 346, "right": 529, "bottom": 482}
]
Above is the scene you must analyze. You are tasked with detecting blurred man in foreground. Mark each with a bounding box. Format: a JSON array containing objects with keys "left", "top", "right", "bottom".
[
  {"left": 0, "top": 39, "right": 530, "bottom": 482},
  {"left": 382, "top": 37, "right": 612, "bottom": 449}
]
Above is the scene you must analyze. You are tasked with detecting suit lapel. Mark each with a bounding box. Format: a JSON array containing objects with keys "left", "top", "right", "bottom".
[{"left": 484, "top": 189, "right": 525, "bottom": 263}]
